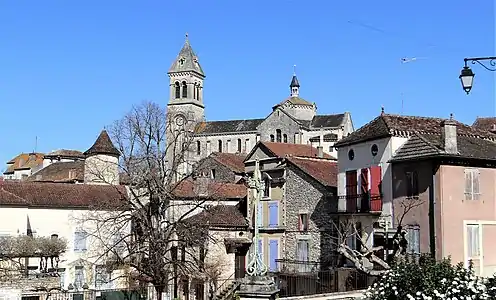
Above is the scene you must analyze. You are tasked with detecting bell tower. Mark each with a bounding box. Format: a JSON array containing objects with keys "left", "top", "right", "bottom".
[{"left": 166, "top": 34, "right": 206, "bottom": 181}]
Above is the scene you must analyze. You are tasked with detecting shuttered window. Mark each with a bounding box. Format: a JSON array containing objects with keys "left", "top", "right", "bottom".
[
  {"left": 406, "top": 171, "right": 419, "bottom": 198},
  {"left": 268, "top": 201, "right": 279, "bottom": 227},
  {"left": 464, "top": 169, "right": 480, "bottom": 200},
  {"left": 406, "top": 225, "right": 420, "bottom": 254},
  {"left": 74, "top": 231, "right": 87, "bottom": 252}
]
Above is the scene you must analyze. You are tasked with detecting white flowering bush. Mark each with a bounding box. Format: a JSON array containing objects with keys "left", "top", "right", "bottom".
[{"left": 363, "top": 255, "right": 496, "bottom": 300}]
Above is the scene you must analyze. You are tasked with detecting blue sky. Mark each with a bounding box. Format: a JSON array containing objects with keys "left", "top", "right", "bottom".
[{"left": 1, "top": 1, "right": 495, "bottom": 169}]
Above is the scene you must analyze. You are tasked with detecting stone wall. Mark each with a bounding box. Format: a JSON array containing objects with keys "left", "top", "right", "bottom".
[
  {"left": 284, "top": 166, "right": 335, "bottom": 263},
  {"left": 257, "top": 109, "right": 300, "bottom": 143},
  {"left": 0, "top": 276, "right": 59, "bottom": 292},
  {"left": 196, "top": 157, "right": 236, "bottom": 183}
]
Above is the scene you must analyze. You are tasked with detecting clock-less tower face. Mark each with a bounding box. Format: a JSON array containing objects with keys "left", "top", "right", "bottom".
[{"left": 175, "top": 114, "right": 186, "bottom": 127}]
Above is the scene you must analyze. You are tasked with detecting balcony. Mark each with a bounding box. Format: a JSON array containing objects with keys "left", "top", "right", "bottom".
[{"left": 336, "top": 193, "right": 382, "bottom": 214}]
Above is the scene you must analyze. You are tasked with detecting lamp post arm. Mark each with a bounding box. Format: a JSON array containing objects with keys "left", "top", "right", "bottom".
[{"left": 464, "top": 57, "right": 496, "bottom": 72}]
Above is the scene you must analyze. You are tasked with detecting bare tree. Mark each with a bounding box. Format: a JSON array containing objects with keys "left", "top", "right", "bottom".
[
  {"left": 330, "top": 196, "right": 425, "bottom": 276},
  {"left": 81, "top": 101, "right": 236, "bottom": 300}
]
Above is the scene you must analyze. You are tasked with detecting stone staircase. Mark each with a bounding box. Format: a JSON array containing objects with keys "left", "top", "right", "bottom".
[{"left": 214, "top": 279, "right": 241, "bottom": 300}]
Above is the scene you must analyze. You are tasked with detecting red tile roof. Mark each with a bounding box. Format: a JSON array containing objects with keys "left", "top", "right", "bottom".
[
  {"left": 472, "top": 117, "right": 496, "bottom": 132},
  {"left": 84, "top": 130, "right": 120, "bottom": 157},
  {"left": 260, "top": 142, "right": 333, "bottom": 159},
  {"left": 44, "top": 149, "right": 85, "bottom": 159},
  {"left": 287, "top": 157, "right": 338, "bottom": 187},
  {"left": 0, "top": 181, "right": 128, "bottom": 209},
  {"left": 27, "top": 161, "right": 84, "bottom": 183},
  {"left": 210, "top": 152, "right": 246, "bottom": 173},
  {"left": 182, "top": 205, "right": 247, "bottom": 227},
  {"left": 4, "top": 153, "right": 44, "bottom": 174},
  {"left": 173, "top": 179, "right": 247, "bottom": 199}
]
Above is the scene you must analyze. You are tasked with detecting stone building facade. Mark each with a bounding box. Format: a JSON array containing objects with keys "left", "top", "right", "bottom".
[
  {"left": 243, "top": 142, "right": 338, "bottom": 273},
  {"left": 196, "top": 152, "right": 246, "bottom": 183},
  {"left": 164, "top": 36, "right": 354, "bottom": 178}
]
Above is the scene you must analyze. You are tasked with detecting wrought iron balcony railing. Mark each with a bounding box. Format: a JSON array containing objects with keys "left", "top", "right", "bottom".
[{"left": 336, "top": 193, "right": 382, "bottom": 213}]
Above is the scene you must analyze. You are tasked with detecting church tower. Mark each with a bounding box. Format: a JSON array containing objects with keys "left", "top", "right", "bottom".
[
  {"left": 166, "top": 34, "right": 206, "bottom": 180},
  {"left": 167, "top": 34, "right": 206, "bottom": 126}
]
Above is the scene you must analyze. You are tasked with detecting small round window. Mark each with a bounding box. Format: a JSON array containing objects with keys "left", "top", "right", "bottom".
[
  {"left": 371, "top": 144, "right": 379, "bottom": 156},
  {"left": 348, "top": 149, "right": 355, "bottom": 161}
]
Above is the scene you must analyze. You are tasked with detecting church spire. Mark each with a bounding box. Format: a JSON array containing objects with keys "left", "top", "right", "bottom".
[
  {"left": 290, "top": 65, "right": 300, "bottom": 97},
  {"left": 168, "top": 33, "right": 205, "bottom": 77}
]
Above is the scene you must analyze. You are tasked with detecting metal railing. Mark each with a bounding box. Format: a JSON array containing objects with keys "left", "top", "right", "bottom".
[{"left": 335, "top": 193, "right": 382, "bottom": 213}]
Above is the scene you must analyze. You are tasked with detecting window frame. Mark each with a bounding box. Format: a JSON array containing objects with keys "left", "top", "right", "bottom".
[
  {"left": 298, "top": 213, "right": 309, "bottom": 231},
  {"left": 74, "top": 230, "right": 88, "bottom": 252},
  {"left": 466, "top": 224, "right": 481, "bottom": 259},
  {"left": 464, "top": 168, "right": 480, "bottom": 201}
]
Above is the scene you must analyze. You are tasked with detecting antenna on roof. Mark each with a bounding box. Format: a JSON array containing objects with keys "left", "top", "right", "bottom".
[{"left": 400, "top": 57, "right": 428, "bottom": 114}]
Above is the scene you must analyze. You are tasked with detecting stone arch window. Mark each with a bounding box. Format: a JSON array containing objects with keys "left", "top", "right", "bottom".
[
  {"left": 193, "top": 83, "right": 197, "bottom": 100},
  {"left": 270, "top": 134, "right": 275, "bottom": 142},
  {"left": 182, "top": 81, "right": 188, "bottom": 98},
  {"left": 237, "top": 139, "right": 242, "bottom": 152},
  {"left": 196, "top": 141, "right": 201, "bottom": 156},
  {"left": 283, "top": 134, "right": 288, "bottom": 143},
  {"left": 218, "top": 140, "right": 223, "bottom": 152},
  {"left": 276, "top": 129, "right": 282, "bottom": 143},
  {"left": 175, "top": 82, "right": 181, "bottom": 99},
  {"left": 196, "top": 85, "right": 201, "bottom": 101}
]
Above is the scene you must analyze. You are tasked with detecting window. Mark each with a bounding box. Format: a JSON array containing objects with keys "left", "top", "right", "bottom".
[
  {"left": 74, "top": 230, "right": 87, "bottom": 252},
  {"left": 182, "top": 81, "right": 188, "bottom": 98},
  {"left": 227, "top": 140, "right": 231, "bottom": 152},
  {"left": 406, "top": 171, "right": 419, "bottom": 198},
  {"left": 329, "top": 146, "right": 334, "bottom": 152},
  {"left": 244, "top": 139, "right": 250, "bottom": 153},
  {"left": 276, "top": 129, "right": 282, "bottom": 143},
  {"left": 467, "top": 224, "right": 480, "bottom": 258},
  {"left": 112, "top": 232, "right": 125, "bottom": 255},
  {"left": 406, "top": 225, "right": 420, "bottom": 254},
  {"left": 218, "top": 140, "right": 223, "bottom": 152},
  {"left": 175, "top": 82, "right": 181, "bottom": 99},
  {"left": 95, "top": 265, "right": 111, "bottom": 290},
  {"left": 206, "top": 141, "right": 211, "bottom": 154},
  {"left": 196, "top": 85, "right": 201, "bottom": 101},
  {"left": 283, "top": 134, "right": 288, "bottom": 143},
  {"left": 294, "top": 133, "right": 299, "bottom": 144},
  {"left": 371, "top": 144, "right": 379, "bottom": 156},
  {"left": 296, "top": 240, "right": 310, "bottom": 271},
  {"left": 74, "top": 266, "right": 84, "bottom": 289},
  {"left": 263, "top": 177, "right": 270, "bottom": 198},
  {"left": 193, "top": 83, "right": 197, "bottom": 99},
  {"left": 237, "top": 139, "right": 242, "bottom": 152},
  {"left": 345, "top": 170, "right": 358, "bottom": 212},
  {"left": 270, "top": 135, "right": 275, "bottom": 142},
  {"left": 269, "top": 240, "right": 279, "bottom": 272},
  {"left": 348, "top": 149, "right": 355, "bottom": 160},
  {"left": 210, "top": 169, "right": 216, "bottom": 179},
  {"left": 268, "top": 201, "right": 279, "bottom": 227},
  {"left": 196, "top": 141, "right": 201, "bottom": 156},
  {"left": 298, "top": 213, "right": 309, "bottom": 231},
  {"left": 464, "top": 169, "right": 480, "bottom": 200}
]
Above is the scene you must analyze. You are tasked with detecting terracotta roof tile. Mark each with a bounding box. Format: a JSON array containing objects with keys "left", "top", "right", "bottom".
[
  {"left": 287, "top": 157, "right": 337, "bottom": 187},
  {"left": 27, "top": 161, "right": 84, "bottom": 183},
  {"left": 45, "top": 149, "right": 85, "bottom": 159},
  {"left": 173, "top": 179, "right": 247, "bottom": 199},
  {"left": 4, "top": 153, "right": 44, "bottom": 174},
  {"left": 0, "top": 181, "right": 128, "bottom": 209},
  {"left": 84, "top": 130, "right": 120, "bottom": 157},
  {"left": 335, "top": 114, "right": 496, "bottom": 147},
  {"left": 211, "top": 152, "right": 246, "bottom": 173},
  {"left": 472, "top": 117, "right": 496, "bottom": 132},
  {"left": 182, "top": 205, "right": 247, "bottom": 228},
  {"left": 260, "top": 142, "right": 333, "bottom": 159}
]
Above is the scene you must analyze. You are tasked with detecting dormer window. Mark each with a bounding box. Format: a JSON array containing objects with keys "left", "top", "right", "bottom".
[
  {"left": 182, "top": 81, "right": 188, "bottom": 98},
  {"left": 175, "top": 82, "right": 181, "bottom": 99}
]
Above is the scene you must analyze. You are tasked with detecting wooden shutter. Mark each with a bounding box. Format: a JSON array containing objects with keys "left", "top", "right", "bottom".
[
  {"left": 473, "top": 169, "right": 480, "bottom": 200},
  {"left": 269, "top": 240, "right": 279, "bottom": 272},
  {"left": 464, "top": 169, "right": 472, "bottom": 200},
  {"left": 346, "top": 170, "right": 358, "bottom": 212},
  {"left": 360, "top": 168, "right": 369, "bottom": 195},
  {"left": 370, "top": 166, "right": 382, "bottom": 211},
  {"left": 268, "top": 202, "right": 279, "bottom": 227}
]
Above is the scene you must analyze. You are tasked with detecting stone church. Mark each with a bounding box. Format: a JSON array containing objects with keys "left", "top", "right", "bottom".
[{"left": 165, "top": 36, "right": 354, "bottom": 176}]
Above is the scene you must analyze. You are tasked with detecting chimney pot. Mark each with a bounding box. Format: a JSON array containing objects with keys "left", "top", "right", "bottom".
[{"left": 441, "top": 118, "right": 458, "bottom": 154}]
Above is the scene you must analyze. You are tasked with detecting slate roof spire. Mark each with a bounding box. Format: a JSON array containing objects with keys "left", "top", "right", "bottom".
[
  {"left": 168, "top": 33, "right": 205, "bottom": 77},
  {"left": 84, "top": 130, "right": 120, "bottom": 157},
  {"left": 290, "top": 65, "right": 300, "bottom": 97}
]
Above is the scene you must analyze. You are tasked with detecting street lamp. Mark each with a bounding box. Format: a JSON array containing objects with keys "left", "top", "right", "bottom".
[{"left": 460, "top": 57, "right": 496, "bottom": 94}]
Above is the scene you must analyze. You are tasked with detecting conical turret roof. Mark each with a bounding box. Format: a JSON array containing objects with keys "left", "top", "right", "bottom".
[
  {"left": 290, "top": 75, "right": 300, "bottom": 87},
  {"left": 168, "top": 34, "right": 205, "bottom": 77},
  {"left": 84, "top": 130, "right": 120, "bottom": 157}
]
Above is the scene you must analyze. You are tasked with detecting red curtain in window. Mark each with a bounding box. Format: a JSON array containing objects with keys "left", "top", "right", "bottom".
[{"left": 370, "top": 166, "right": 382, "bottom": 211}]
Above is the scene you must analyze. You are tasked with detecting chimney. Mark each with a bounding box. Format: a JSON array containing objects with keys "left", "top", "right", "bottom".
[
  {"left": 441, "top": 114, "right": 458, "bottom": 154},
  {"left": 317, "top": 146, "right": 324, "bottom": 158},
  {"left": 193, "top": 177, "right": 210, "bottom": 197}
]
